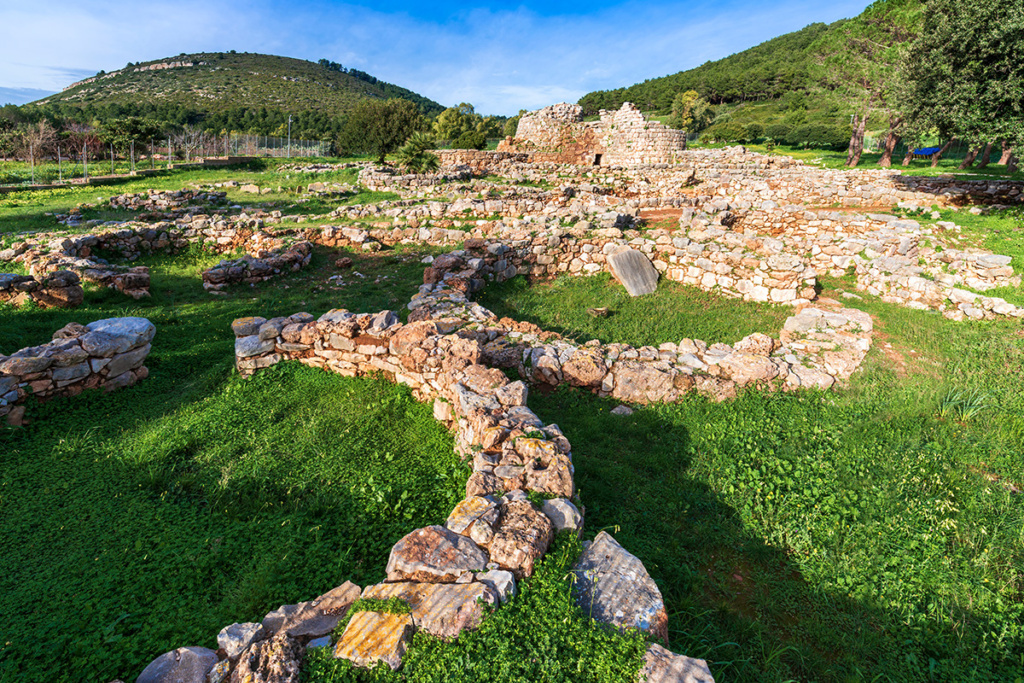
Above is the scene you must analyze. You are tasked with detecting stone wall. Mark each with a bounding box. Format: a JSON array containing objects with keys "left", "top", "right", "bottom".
[
  {"left": 500, "top": 102, "right": 688, "bottom": 166},
  {"left": 0, "top": 317, "right": 154, "bottom": 426},
  {"left": 0, "top": 271, "right": 83, "bottom": 308}
]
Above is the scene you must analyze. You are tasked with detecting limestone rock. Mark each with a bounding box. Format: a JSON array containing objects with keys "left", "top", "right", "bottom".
[
  {"left": 488, "top": 501, "right": 553, "bottom": 578},
  {"left": 573, "top": 531, "right": 669, "bottom": 643},
  {"left": 264, "top": 581, "right": 361, "bottom": 638},
  {"left": 217, "top": 622, "right": 266, "bottom": 660},
  {"left": 334, "top": 611, "right": 415, "bottom": 671},
  {"left": 136, "top": 646, "right": 217, "bottom": 683},
  {"left": 640, "top": 644, "right": 716, "bottom": 683},
  {"left": 385, "top": 525, "right": 488, "bottom": 583},
  {"left": 476, "top": 569, "right": 517, "bottom": 603},
  {"left": 562, "top": 349, "right": 608, "bottom": 387},
  {"left": 607, "top": 248, "right": 659, "bottom": 296},
  {"left": 610, "top": 360, "right": 676, "bottom": 404},
  {"left": 85, "top": 317, "right": 155, "bottom": 347},
  {"left": 362, "top": 581, "right": 499, "bottom": 639},
  {"left": 718, "top": 352, "right": 779, "bottom": 386},
  {"left": 541, "top": 498, "right": 583, "bottom": 535},
  {"left": 230, "top": 632, "right": 301, "bottom": 683}
]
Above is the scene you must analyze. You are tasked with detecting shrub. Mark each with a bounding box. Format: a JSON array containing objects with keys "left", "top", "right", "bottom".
[
  {"left": 700, "top": 121, "right": 748, "bottom": 143},
  {"left": 744, "top": 123, "right": 764, "bottom": 141},
  {"left": 765, "top": 123, "right": 792, "bottom": 141},
  {"left": 395, "top": 132, "right": 440, "bottom": 174},
  {"left": 451, "top": 130, "right": 486, "bottom": 150}
]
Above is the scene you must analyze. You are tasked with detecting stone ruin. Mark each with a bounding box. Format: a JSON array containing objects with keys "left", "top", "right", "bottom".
[
  {"left": 498, "top": 102, "right": 689, "bottom": 166},
  {"left": 0, "top": 317, "right": 154, "bottom": 426}
]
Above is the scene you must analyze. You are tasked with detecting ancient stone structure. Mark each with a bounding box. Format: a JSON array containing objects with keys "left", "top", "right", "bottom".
[
  {"left": 0, "top": 317, "right": 154, "bottom": 426},
  {"left": 0, "top": 271, "right": 83, "bottom": 308},
  {"left": 498, "top": 102, "right": 689, "bottom": 166}
]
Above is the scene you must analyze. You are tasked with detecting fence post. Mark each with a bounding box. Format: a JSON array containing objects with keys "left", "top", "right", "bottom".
[
  {"left": 58, "top": 145, "right": 62, "bottom": 183},
  {"left": 111, "top": 145, "right": 115, "bottom": 175},
  {"left": 83, "top": 143, "right": 88, "bottom": 181}
]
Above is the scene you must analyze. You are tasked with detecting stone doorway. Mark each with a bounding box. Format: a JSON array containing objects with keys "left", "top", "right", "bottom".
[{"left": 593, "top": 154, "right": 602, "bottom": 166}]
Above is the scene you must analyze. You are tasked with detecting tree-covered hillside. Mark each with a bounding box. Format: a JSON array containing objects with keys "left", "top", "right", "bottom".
[
  {"left": 36, "top": 52, "right": 443, "bottom": 118},
  {"left": 578, "top": 22, "right": 832, "bottom": 113}
]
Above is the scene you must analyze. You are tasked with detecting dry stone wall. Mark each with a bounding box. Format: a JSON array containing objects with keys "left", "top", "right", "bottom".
[
  {"left": 0, "top": 270, "right": 83, "bottom": 308},
  {"left": 0, "top": 317, "right": 154, "bottom": 426},
  {"left": 500, "top": 102, "right": 688, "bottom": 166},
  {"left": 140, "top": 300, "right": 717, "bottom": 681}
]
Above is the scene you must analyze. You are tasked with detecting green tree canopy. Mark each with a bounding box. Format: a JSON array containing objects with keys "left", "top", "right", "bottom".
[
  {"left": 899, "top": 0, "right": 1024, "bottom": 150},
  {"left": 345, "top": 98, "right": 423, "bottom": 163}
]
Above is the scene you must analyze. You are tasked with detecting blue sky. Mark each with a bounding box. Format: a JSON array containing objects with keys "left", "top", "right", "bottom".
[{"left": 1, "top": 0, "right": 871, "bottom": 114}]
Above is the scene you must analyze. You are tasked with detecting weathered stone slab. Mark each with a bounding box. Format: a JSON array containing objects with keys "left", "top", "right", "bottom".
[
  {"left": 85, "top": 316, "right": 156, "bottom": 347},
  {"left": 136, "top": 646, "right": 217, "bottom": 683},
  {"left": 273, "top": 581, "right": 361, "bottom": 637},
  {"left": 386, "top": 525, "right": 488, "bottom": 583},
  {"left": 362, "top": 581, "right": 499, "bottom": 639},
  {"left": 640, "top": 644, "right": 716, "bottom": 683},
  {"left": 445, "top": 496, "right": 500, "bottom": 535},
  {"left": 572, "top": 530, "right": 669, "bottom": 643},
  {"left": 334, "top": 611, "right": 415, "bottom": 671},
  {"left": 541, "top": 497, "right": 583, "bottom": 535},
  {"left": 607, "top": 248, "right": 659, "bottom": 297},
  {"left": 476, "top": 569, "right": 517, "bottom": 603}
]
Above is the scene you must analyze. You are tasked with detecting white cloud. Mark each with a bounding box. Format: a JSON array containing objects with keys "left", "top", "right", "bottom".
[{"left": 0, "top": 0, "right": 871, "bottom": 114}]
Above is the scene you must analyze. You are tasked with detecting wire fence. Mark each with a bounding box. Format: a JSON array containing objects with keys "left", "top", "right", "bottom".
[{"left": 0, "top": 133, "right": 328, "bottom": 187}]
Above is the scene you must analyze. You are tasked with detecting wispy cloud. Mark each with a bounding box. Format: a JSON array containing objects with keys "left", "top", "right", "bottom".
[{"left": 0, "top": 0, "right": 870, "bottom": 114}]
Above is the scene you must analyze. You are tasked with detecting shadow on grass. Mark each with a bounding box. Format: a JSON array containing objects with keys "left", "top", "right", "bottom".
[{"left": 528, "top": 385, "right": 1021, "bottom": 683}]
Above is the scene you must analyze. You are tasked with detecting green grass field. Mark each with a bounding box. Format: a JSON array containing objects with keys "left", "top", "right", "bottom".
[{"left": 2, "top": 168, "right": 1023, "bottom": 682}]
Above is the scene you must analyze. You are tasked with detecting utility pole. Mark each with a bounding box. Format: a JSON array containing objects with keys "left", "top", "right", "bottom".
[{"left": 287, "top": 115, "right": 292, "bottom": 158}]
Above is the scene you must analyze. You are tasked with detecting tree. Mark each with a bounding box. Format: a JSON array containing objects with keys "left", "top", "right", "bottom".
[
  {"left": 669, "top": 90, "right": 714, "bottom": 138},
  {"left": 345, "top": 98, "right": 422, "bottom": 163},
  {"left": 174, "top": 125, "right": 207, "bottom": 162},
  {"left": 898, "top": 0, "right": 1024, "bottom": 170},
  {"left": 395, "top": 132, "right": 440, "bottom": 173},
  {"left": 98, "top": 117, "right": 162, "bottom": 161},
  {"left": 811, "top": 0, "right": 922, "bottom": 166},
  {"left": 432, "top": 103, "right": 477, "bottom": 142}
]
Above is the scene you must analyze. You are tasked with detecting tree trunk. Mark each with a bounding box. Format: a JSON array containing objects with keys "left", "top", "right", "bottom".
[
  {"left": 879, "top": 117, "right": 901, "bottom": 167},
  {"left": 958, "top": 146, "right": 981, "bottom": 170},
  {"left": 1008, "top": 155, "right": 1019, "bottom": 174},
  {"left": 998, "top": 140, "right": 1013, "bottom": 165},
  {"left": 976, "top": 141, "right": 994, "bottom": 169},
  {"left": 846, "top": 112, "right": 868, "bottom": 167},
  {"left": 931, "top": 139, "right": 954, "bottom": 167},
  {"left": 902, "top": 144, "right": 915, "bottom": 166}
]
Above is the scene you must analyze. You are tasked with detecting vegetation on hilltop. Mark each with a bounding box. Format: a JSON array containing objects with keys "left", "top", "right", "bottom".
[{"left": 579, "top": 0, "right": 1022, "bottom": 170}]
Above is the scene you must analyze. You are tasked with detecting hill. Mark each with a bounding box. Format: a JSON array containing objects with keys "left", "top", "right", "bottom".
[
  {"left": 578, "top": 0, "right": 922, "bottom": 146},
  {"left": 21, "top": 52, "right": 444, "bottom": 138}
]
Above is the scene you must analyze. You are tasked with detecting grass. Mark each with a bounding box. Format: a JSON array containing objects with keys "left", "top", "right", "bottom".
[
  {"left": 0, "top": 242, "right": 466, "bottom": 682},
  {"left": 488, "top": 269, "right": 1024, "bottom": 682},
  {"left": 738, "top": 144, "right": 1024, "bottom": 180},
  {"left": 302, "top": 534, "right": 648, "bottom": 683},
  {"left": 477, "top": 273, "right": 792, "bottom": 347}
]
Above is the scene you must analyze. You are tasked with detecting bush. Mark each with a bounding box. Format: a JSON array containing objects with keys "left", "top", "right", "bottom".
[
  {"left": 744, "top": 123, "right": 764, "bottom": 141},
  {"left": 788, "top": 124, "right": 850, "bottom": 150},
  {"left": 765, "top": 123, "right": 792, "bottom": 141},
  {"left": 451, "top": 130, "right": 486, "bottom": 150},
  {"left": 700, "top": 121, "right": 748, "bottom": 143}
]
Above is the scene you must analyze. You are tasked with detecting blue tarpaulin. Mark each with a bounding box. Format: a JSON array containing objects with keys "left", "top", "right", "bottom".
[{"left": 913, "top": 146, "right": 943, "bottom": 156}]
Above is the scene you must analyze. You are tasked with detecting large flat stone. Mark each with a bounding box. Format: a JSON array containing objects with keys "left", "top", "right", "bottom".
[
  {"left": 640, "top": 644, "right": 716, "bottom": 683},
  {"left": 85, "top": 316, "right": 155, "bottom": 347},
  {"left": 572, "top": 530, "right": 669, "bottom": 643},
  {"left": 271, "top": 581, "right": 361, "bottom": 637},
  {"left": 607, "top": 248, "right": 659, "bottom": 297},
  {"left": 136, "top": 646, "right": 217, "bottom": 683},
  {"left": 362, "top": 581, "right": 499, "bottom": 639},
  {"left": 334, "top": 611, "right": 415, "bottom": 671},
  {"left": 217, "top": 622, "right": 265, "bottom": 660},
  {"left": 385, "top": 525, "right": 488, "bottom": 583}
]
